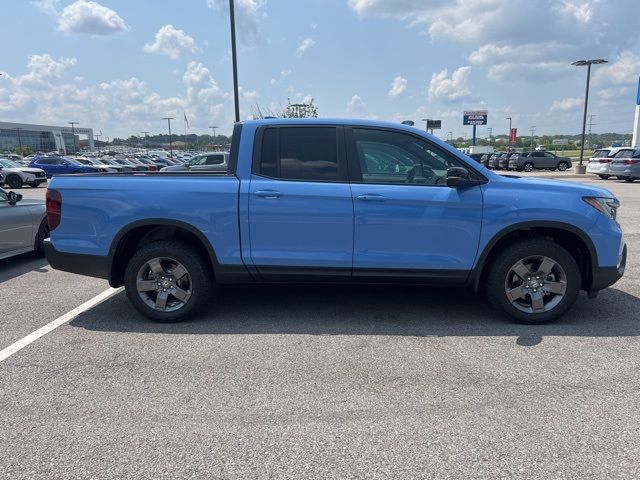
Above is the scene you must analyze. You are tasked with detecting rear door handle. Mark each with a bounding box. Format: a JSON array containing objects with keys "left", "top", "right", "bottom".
[
  {"left": 255, "top": 189, "right": 282, "bottom": 199},
  {"left": 356, "top": 194, "right": 387, "bottom": 202}
]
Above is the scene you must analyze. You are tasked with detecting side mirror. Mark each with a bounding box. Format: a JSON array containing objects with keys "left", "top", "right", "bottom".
[
  {"left": 446, "top": 166, "right": 470, "bottom": 188},
  {"left": 7, "top": 191, "right": 22, "bottom": 205}
]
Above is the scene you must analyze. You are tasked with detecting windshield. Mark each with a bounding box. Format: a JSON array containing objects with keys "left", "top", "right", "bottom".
[
  {"left": 591, "top": 149, "right": 610, "bottom": 158},
  {"left": 0, "top": 159, "right": 21, "bottom": 168}
]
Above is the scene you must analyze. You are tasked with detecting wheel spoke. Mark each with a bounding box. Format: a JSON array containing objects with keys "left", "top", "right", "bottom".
[
  {"left": 147, "top": 258, "right": 165, "bottom": 278},
  {"left": 542, "top": 281, "right": 566, "bottom": 295},
  {"left": 155, "top": 291, "right": 169, "bottom": 310},
  {"left": 537, "top": 257, "right": 557, "bottom": 277},
  {"left": 137, "top": 280, "right": 158, "bottom": 292},
  {"left": 172, "top": 287, "right": 190, "bottom": 302},
  {"left": 530, "top": 291, "right": 546, "bottom": 312},
  {"left": 511, "top": 261, "right": 531, "bottom": 280},
  {"left": 506, "top": 285, "right": 528, "bottom": 302},
  {"left": 171, "top": 264, "right": 188, "bottom": 280}
]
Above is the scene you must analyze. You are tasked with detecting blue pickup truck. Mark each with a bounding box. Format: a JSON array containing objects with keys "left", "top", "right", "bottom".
[{"left": 44, "top": 118, "right": 626, "bottom": 324}]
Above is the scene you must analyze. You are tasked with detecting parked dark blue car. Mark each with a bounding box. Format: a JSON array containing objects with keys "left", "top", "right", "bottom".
[{"left": 29, "top": 156, "right": 108, "bottom": 177}]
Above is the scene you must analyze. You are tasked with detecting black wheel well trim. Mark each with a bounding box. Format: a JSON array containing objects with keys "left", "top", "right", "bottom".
[
  {"left": 107, "top": 219, "right": 222, "bottom": 282},
  {"left": 470, "top": 221, "right": 598, "bottom": 291}
]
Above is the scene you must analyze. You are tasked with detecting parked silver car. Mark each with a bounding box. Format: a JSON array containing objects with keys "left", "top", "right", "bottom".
[
  {"left": 0, "top": 188, "right": 48, "bottom": 260},
  {"left": 609, "top": 147, "right": 640, "bottom": 182},
  {"left": 587, "top": 148, "right": 619, "bottom": 179},
  {"left": 160, "top": 152, "right": 229, "bottom": 173},
  {"left": 0, "top": 158, "right": 48, "bottom": 189}
]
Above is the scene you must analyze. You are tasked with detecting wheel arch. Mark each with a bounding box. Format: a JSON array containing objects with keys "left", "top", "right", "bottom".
[
  {"left": 107, "top": 219, "right": 220, "bottom": 288},
  {"left": 472, "top": 221, "right": 598, "bottom": 292}
]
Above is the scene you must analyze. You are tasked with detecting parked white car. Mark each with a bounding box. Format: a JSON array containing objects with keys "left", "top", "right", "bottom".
[{"left": 0, "top": 158, "right": 48, "bottom": 189}]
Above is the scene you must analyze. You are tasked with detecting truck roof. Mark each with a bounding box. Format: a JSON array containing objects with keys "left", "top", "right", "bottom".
[{"left": 242, "top": 117, "right": 424, "bottom": 132}]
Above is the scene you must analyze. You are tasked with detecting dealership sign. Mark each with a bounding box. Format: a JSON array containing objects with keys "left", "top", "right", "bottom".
[
  {"left": 463, "top": 110, "right": 488, "bottom": 125},
  {"left": 552, "top": 139, "right": 569, "bottom": 146},
  {"left": 510, "top": 128, "right": 518, "bottom": 145},
  {"left": 426, "top": 119, "right": 441, "bottom": 130}
]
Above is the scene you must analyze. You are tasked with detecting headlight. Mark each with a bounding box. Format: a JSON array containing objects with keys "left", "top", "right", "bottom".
[{"left": 583, "top": 196, "right": 620, "bottom": 220}]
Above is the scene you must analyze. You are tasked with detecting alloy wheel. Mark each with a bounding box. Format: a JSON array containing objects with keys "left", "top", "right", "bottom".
[
  {"left": 136, "top": 257, "right": 192, "bottom": 312},
  {"left": 504, "top": 255, "right": 567, "bottom": 314}
]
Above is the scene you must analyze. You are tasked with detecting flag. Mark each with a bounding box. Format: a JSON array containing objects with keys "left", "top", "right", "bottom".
[{"left": 183, "top": 112, "right": 189, "bottom": 129}]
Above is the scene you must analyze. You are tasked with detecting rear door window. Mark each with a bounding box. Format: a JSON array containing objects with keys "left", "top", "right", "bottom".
[{"left": 257, "top": 127, "right": 340, "bottom": 181}]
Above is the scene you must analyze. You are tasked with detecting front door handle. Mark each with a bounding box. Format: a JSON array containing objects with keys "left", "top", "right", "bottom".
[
  {"left": 356, "top": 194, "right": 387, "bottom": 202},
  {"left": 255, "top": 189, "right": 282, "bottom": 199}
]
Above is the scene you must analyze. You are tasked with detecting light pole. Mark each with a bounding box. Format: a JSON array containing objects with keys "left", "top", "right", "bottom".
[
  {"left": 229, "top": 0, "right": 240, "bottom": 123},
  {"left": 141, "top": 131, "right": 150, "bottom": 149},
  {"left": 68, "top": 121, "right": 79, "bottom": 154},
  {"left": 572, "top": 58, "right": 608, "bottom": 173},
  {"left": 505, "top": 117, "right": 512, "bottom": 150},
  {"left": 14, "top": 128, "right": 23, "bottom": 153},
  {"left": 209, "top": 125, "right": 218, "bottom": 150},
  {"left": 530, "top": 126, "right": 536, "bottom": 149},
  {"left": 162, "top": 117, "right": 174, "bottom": 157}
]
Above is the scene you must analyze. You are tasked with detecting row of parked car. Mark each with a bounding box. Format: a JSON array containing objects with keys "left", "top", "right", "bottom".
[
  {"left": 586, "top": 147, "right": 640, "bottom": 182},
  {"left": 0, "top": 152, "right": 230, "bottom": 188},
  {"left": 468, "top": 151, "right": 573, "bottom": 172}
]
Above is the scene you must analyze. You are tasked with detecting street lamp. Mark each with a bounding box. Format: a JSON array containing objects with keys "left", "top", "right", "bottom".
[
  {"left": 572, "top": 58, "right": 608, "bottom": 173},
  {"left": 162, "top": 117, "right": 174, "bottom": 157},
  {"left": 209, "top": 126, "right": 218, "bottom": 150},
  {"left": 505, "top": 117, "right": 512, "bottom": 150},
  {"left": 68, "top": 122, "right": 79, "bottom": 154}
]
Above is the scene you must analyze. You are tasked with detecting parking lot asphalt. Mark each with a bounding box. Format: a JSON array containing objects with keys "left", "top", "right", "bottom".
[{"left": 1, "top": 175, "right": 640, "bottom": 479}]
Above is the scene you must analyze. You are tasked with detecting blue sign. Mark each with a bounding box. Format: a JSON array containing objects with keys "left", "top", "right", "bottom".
[{"left": 463, "top": 110, "right": 488, "bottom": 125}]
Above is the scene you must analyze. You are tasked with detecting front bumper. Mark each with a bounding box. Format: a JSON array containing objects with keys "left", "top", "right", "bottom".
[
  {"left": 590, "top": 244, "right": 627, "bottom": 292},
  {"left": 44, "top": 239, "right": 110, "bottom": 280}
]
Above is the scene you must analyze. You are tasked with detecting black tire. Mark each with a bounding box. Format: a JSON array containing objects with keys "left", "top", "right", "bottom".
[
  {"left": 557, "top": 161, "right": 569, "bottom": 171},
  {"left": 598, "top": 175, "right": 610, "bottom": 180},
  {"left": 124, "top": 240, "right": 212, "bottom": 322},
  {"left": 484, "top": 238, "right": 580, "bottom": 324},
  {"left": 6, "top": 175, "right": 23, "bottom": 189},
  {"left": 33, "top": 219, "right": 49, "bottom": 258},
  {"left": 523, "top": 162, "right": 534, "bottom": 172}
]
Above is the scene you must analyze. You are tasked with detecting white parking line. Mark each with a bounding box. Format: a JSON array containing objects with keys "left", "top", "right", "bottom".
[{"left": 0, "top": 287, "right": 122, "bottom": 363}]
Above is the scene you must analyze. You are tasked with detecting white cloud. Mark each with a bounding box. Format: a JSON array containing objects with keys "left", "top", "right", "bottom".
[
  {"left": 428, "top": 66, "right": 472, "bottom": 102},
  {"left": 346, "top": 94, "right": 366, "bottom": 113},
  {"left": 32, "top": 0, "right": 61, "bottom": 16},
  {"left": 0, "top": 55, "right": 228, "bottom": 137},
  {"left": 388, "top": 76, "right": 407, "bottom": 98},
  {"left": 550, "top": 97, "right": 583, "bottom": 112},
  {"left": 206, "top": 0, "right": 266, "bottom": 43},
  {"left": 144, "top": 25, "right": 199, "bottom": 60},
  {"left": 558, "top": 1, "right": 593, "bottom": 23},
  {"left": 240, "top": 87, "right": 260, "bottom": 102},
  {"left": 296, "top": 38, "right": 316, "bottom": 57},
  {"left": 595, "top": 51, "right": 640, "bottom": 86},
  {"left": 57, "top": 0, "right": 128, "bottom": 36}
]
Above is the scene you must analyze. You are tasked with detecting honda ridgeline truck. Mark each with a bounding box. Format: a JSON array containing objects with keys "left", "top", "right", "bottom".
[{"left": 44, "top": 119, "right": 627, "bottom": 324}]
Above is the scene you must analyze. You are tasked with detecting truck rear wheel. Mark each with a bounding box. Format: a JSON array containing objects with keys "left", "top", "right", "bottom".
[
  {"left": 484, "top": 238, "right": 580, "bottom": 324},
  {"left": 124, "top": 240, "right": 212, "bottom": 322}
]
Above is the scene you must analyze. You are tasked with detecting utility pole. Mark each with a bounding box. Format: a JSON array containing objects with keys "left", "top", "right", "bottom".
[
  {"left": 588, "top": 114, "right": 596, "bottom": 147},
  {"left": 229, "top": 0, "right": 240, "bottom": 123},
  {"left": 141, "top": 131, "right": 150, "bottom": 149},
  {"left": 68, "top": 121, "right": 79, "bottom": 154},
  {"left": 530, "top": 126, "right": 536, "bottom": 149},
  {"left": 162, "top": 117, "right": 174, "bottom": 157}
]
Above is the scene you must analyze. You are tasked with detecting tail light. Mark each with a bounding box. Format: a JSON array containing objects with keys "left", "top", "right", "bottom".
[
  {"left": 147, "top": 165, "right": 158, "bottom": 171},
  {"left": 46, "top": 189, "right": 62, "bottom": 231},
  {"left": 624, "top": 159, "right": 640, "bottom": 165}
]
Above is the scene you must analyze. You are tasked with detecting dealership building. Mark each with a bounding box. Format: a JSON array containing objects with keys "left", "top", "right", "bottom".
[{"left": 0, "top": 121, "right": 95, "bottom": 154}]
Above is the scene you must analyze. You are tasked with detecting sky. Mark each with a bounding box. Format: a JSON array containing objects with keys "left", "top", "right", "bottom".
[{"left": 0, "top": 0, "right": 639, "bottom": 139}]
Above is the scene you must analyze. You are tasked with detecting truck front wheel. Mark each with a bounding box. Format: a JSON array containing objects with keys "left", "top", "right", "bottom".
[
  {"left": 124, "top": 240, "right": 212, "bottom": 322},
  {"left": 484, "top": 238, "right": 580, "bottom": 324}
]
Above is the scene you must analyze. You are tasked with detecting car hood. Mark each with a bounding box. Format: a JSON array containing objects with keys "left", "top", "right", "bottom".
[
  {"left": 499, "top": 175, "right": 616, "bottom": 198},
  {"left": 1, "top": 167, "right": 45, "bottom": 174}
]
